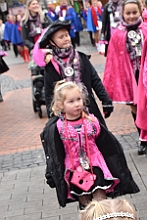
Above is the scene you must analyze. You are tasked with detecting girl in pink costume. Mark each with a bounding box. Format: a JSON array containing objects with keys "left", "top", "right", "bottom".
[
  {"left": 103, "top": 0, "right": 147, "bottom": 155},
  {"left": 41, "top": 80, "right": 139, "bottom": 210},
  {"left": 136, "top": 37, "right": 147, "bottom": 150}
]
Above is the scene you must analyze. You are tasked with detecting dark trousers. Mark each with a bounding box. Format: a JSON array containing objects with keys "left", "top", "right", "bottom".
[
  {"left": 75, "top": 32, "right": 80, "bottom": 46},
  {"left": 88, "top": 31, "right": 95, "bottom": 45},
  {"left": 13, "top": 44, "right": 19, "bottom": 57}
]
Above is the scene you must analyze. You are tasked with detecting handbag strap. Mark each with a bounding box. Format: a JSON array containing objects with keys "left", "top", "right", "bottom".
[{"left": 65, "top": 117, "right": 94, "bottom": 178}]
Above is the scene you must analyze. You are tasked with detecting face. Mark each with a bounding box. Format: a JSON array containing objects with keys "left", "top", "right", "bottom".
[
  {"left": 28, "top": 0, "right": 40, "bottom": 14},
  {"left": 92, "top": 0, "right": 98, "bottom": 7},
  {"left": 123, "top": 3, "right": 141, "bottom": 24},
  {"left": 17, "top": 14, "right": 22, "bottom": 22},
  {"left": 85, "top": 2, "right": 91, "bottom": 8},
  {"left": 0, "top": 19, "right": 2, "bottom": 25},
  {"left": 62, "top": 88, "right": 83, "bottom": 120},
  {"left": 97, "top": 1, "right": 102, "bottom": 7},
  {"left": 51, "top": 28, "right": 71, "bottom": 48},
  {"left": 60, "top": 0, "right": 68, "bottom": 6}
]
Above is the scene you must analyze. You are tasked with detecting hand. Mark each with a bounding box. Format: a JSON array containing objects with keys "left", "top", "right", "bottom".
[
  {"left": 104, "top": 112, "right": 111, "bottom": 119},
  {"left": 103, "top": 104, "right": 114, "bottom": 119},
  {"left": 44, "top": 53, "right": 52, "bottom": 64}
]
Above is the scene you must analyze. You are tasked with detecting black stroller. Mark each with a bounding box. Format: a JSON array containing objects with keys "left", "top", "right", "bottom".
[{"left": 30, "top": 64, "right": 45, "bottom": 118}]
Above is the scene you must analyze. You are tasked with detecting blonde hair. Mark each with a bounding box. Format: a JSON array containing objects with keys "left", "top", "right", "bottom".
[
  {"left": 22, "top": 0, "right": 44, "bottom": 24},
  {"left": 51, "top": 80, "right": 92, "bottom": 120},
  {"left": 80, "top": 199, "right": 137, "bottom": 220}
]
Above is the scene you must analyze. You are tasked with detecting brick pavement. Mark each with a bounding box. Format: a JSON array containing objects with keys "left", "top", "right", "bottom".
[{"left": 0, "top": 31, "right": 147, "bottom": 219}]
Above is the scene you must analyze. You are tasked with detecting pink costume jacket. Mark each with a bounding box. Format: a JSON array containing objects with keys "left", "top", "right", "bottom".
[
  {"left": 57, "top": 114, "right": 119, "bottom": 197},
  {"left": 136, "top": 37, "right": 147, "bottom": 141},
  {"left": 103, "top": 22, "right": 147, "bottom": 104}
]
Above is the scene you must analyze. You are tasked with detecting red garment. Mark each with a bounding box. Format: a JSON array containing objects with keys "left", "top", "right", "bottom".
[
  {"left": 34, "top": 34, "right": 41, "bottom": 44},
  {"left": 91, "top": 6, "right": 101, "bottom": 27},
  {"left": 136, "top": 37, "right": 147, "bottom": 132},
  {"left": 103, "top": 22, "right": 147, "bottom": 104}
]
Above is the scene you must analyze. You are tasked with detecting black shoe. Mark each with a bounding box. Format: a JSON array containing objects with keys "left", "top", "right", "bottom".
[
  {"left": 34, "top": 91, "right": 40, "bottom": 100},
  {"left": 138, "top": 143, "right": 147, "bottom": 155},
  {"left": 0, "top": 95, "right": 3, "bottom": 102}
]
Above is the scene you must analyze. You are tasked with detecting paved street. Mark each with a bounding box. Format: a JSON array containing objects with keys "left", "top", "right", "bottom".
[{"left": 0, "top": 31, "right": 147, "bottom": 220}]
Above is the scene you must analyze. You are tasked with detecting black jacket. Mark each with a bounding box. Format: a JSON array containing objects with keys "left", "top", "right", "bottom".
[
  {"left": 21, "top": 15, "right": 52, "bottom": 51},
  {"left": 100, "top": 3, "right": 111, "bottom": 56},
  {"left": 40, "top": 116, "right": 139, "bottom": 207},
  {"left": 44, "top": 52, "right": 113, "bottom": 127}
]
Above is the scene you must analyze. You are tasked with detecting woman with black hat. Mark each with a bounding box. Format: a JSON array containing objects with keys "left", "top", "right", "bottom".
[{"left": 39, "top": 19, "right": 113, "bottom": 127}]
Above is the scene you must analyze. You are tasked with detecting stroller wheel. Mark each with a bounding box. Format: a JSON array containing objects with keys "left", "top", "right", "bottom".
[
  {"left": 38, "top": 108, "right": 42, "bottom": 118},
  {"left": 33, "top": 99, "right": 37, "bottom": 112}
]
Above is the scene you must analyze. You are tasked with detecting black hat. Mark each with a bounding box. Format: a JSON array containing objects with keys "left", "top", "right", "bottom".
[{"left": 39, "top": 20, "right": 71, "bottom": 48}]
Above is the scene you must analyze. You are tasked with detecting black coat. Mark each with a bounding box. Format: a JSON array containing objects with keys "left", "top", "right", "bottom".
[
  {"left": 44, "top": 52, "right": 113, "bottom": 127},
  {"left": 0, "top": 56, "right": 9, "bottom": 74},
  {"left": 21, "top": 15, "right": 52, "bottom": 51},
  {"left": 101, "top": 3, "right": 111, "bottom": 56},
  {"left": 40, "top": 116, "right": 139, "bottom": 207}
]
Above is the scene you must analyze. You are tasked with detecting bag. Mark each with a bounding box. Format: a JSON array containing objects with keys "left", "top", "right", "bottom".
[{"left": 71, "top": 166, "right": 96, "bottom": 191}]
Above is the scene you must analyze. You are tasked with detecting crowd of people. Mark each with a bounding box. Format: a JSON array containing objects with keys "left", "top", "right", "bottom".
[{"left": 0, "top": 0, "right": 147, "bottom": 218}]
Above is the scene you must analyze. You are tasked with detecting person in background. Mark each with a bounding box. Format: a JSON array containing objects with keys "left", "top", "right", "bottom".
[
  {"left": 21, "top": 0, "right": 52, "bottom": 100},
  {"left": 55, "top": 0, "right": 68, "bottom": 21},
  {"left": 0, "top": 44, "right": 9, "bottom": 102},
  {"left": 136, "top": 37, "right": 147, "bottom": 155},
  {"left": 11, "top": 14, "right": 30, "bottom": 62},
  {"left": 142, "top": 0, "right": 147, "bottom": 21},
  {"left": 65, "top": 5, "right": 77, "bottom": 48},
  {"left": 100, "top": 0, "right": 122, "bottom": 56},
  {"left": 3, "top": 14, "right": 13, "bottom": 51},
  {"left": 103, "top": 0, "right": 147, "bottom": 155},
  {"left": 80, "top": 199, "right": 137, "bottom": 220},
  {"left": 90, "top": 0, "right": 102, "bottom": 51},
  {"left": 47, "top": 2, "right": 58, "bottom": 22},
  {"left": 82, "top": 1, "right": 95, "bottom": 46},
  {"left": 0, "top": 17, "right": 6, "bottom": 51}
]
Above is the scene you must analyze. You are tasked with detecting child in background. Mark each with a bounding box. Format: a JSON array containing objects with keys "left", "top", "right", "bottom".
[
  {"left": 11, "top": 14, "right": 30, "bottom": 62},
  {"left": 136, "top": 37, "right": 147, "bottom": 154},
  {"left": 40, "top": 80, "right": 139, "bottom": 210},
  {"left": 0, "top": 45, "right": 9, "bottom": 102},
  {"left": 103, "top": 0, "right": 147, "bottom": 155},
  {"left": 80, "top": 199, "right": 137, "bottom": 220}
]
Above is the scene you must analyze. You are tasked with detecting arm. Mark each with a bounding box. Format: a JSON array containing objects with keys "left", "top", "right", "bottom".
[
  {"left": 87, "top": 57, "right": 113, "bottom": 118},
  {"left": 40, "top": 129, "right": 55, "bottom": 188},
  {"left": 44, "top": 66, "right": 55, "bottom": 118},
  {"left": 21, "top": 22, "right": 34, "bottom": 51}
]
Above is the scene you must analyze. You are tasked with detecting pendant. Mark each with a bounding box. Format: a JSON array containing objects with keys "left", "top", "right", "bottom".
[
  {"left": 80, "top": 157, "right": 90, "bottom": 170},
  {"left": 128, "top": 30, "right": 137, "bottom": 39},
  {"left": 135, "top": 47, "right": 142, "bottom": 56},
  {"left": 131, "top": 42, "right": 136, "bottom": 46},
  {"left": 64, "top": 67, "right": 74, "bottom": 77},
  {"left": 137, "top": 34, "right": 141, "bottom": 40}
]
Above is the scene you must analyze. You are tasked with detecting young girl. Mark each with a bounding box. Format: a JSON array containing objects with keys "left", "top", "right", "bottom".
[
  {"left": 80, "top": 199, "right": 137, "bottom": 220},
  {"left": 136, "top": 37, "right": 147, "bottom": 153},
  {"left": 38, "top": 20, "right": 114, "bottom": 128},
  {"left": 40, "top": 80, "right": 139, "bottom": 209},
  {"left": 103, "top": 0, "right": 147, "bottom": 155}
]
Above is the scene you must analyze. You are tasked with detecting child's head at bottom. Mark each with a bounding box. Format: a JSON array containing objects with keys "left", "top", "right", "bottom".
[
  {"left": 51, "top": 80, "right": 89, "bottom": 120},
  {"left": 79, "top": 199, "right": 137, "bottom": 220}
]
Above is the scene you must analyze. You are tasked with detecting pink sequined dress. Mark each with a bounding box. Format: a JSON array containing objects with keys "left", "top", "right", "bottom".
[{"left": 57, "top": 114, "right": 119, "bottom": 198}]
